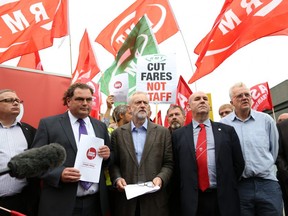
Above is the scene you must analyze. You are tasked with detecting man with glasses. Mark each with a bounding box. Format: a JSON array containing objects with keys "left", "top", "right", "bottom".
[
  {"left": 109, "top": 91, "right": 173, "bottom": 216},
  {"left": 0, "top": 89, "right": 39, "bottom": 216},
  {"left": 32, "top": 83, "right": 111, "bottom": 216},
  {"left": 221, "top": 82, "right": 282, "bottom": 216}
]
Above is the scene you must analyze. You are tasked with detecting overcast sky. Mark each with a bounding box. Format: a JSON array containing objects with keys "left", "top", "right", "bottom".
[{"left": 4, "top": 0, "right": 288, "bottom": 121}]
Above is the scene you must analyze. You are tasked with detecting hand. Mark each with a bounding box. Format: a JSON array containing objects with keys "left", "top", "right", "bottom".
[
  {"left": 152, "top": 177, "right": 162, "bottom": 188},
  {"left": 98, "top": 145, "right": 110, "bottom": 160},
  {"left": 61, "top": 167, "right": 81, "bottom": 183},
  {"left": 106, "top": 95, "right": 114, "bottom": 109},
  {"left": 116, "top": 178, "right": 127, "bottom": 192}
]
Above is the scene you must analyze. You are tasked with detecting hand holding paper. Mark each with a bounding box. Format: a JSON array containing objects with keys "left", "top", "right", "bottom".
[{"left": 124, "top": 182, "right": 160, "bottom": 200}]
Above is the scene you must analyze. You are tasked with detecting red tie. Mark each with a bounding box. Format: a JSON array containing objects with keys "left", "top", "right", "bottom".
[{"left": 196, "top": 123, "right": 210, "bottom": 191}]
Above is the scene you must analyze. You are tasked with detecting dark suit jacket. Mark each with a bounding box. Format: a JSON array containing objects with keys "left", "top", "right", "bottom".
[
  {"left": 109, "top": 120, "right": 173, "bottom": 216},
  {"left": 276, "top": 119, "right": 288, "bottom": 183},
  {"left": 32, "top": 112, "right": 111, "bottom": 216},
  {"left": 172, "top": 121, "right": 244, "bottom": 216}
]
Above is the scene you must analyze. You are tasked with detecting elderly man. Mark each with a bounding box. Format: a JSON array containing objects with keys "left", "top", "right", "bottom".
[
  {"left": 221, "top": 82, "right": 282, "bottom": 216},
  {"left": 110, "top": 91, "right": 173, "bottom": 216}
]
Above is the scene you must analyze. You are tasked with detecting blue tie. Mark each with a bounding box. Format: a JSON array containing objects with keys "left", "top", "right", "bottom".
[{"left": 78, "top": 119, "right": 93, "bottom": 190}]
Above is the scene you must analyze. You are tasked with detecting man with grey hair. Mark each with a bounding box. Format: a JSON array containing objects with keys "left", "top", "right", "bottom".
[
  {"left": 109, "top": 91, "right": 173, "bottom": 216},
  {"left": 221, "top": 82, "right": 282, "bottom": 216},
  {"left": 112, "top": 104, "right": 132, "bottom": 127}
]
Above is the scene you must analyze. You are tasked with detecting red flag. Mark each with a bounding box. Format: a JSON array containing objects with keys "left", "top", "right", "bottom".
[
  {"left": 95, "top": 0, "right": 179, "bottom": 56},
  {"left": 0, "top": 0, "right": 68, "bottom": 63},
  {"left": 10, "top": 210, "right": 26, "bottom": 216},
  {"left": 189, "top": 0, "right": 288, "bottom": 84},
  {"left": 72, "top": 30, "right": 102, "bottom": 120},
  {"left": 72, "top": 30, "right": 100, "bottom": 83},
  {"left": 250, "top": 82, "right": 273, "bottom": 111},
  {"left": 17, "top": 52, "right": 44, "bottom": 71},
  {"left": 176, "top": 76, "right": 193, "bottom": 125},
  {"left": 152, "top": 110, "right": 163, "bottom": 126}
]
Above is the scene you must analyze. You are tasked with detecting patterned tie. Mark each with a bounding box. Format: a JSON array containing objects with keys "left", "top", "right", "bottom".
[
  {"left": 196, "top": 123, "right": 210, "bottom": 191},
  {"left": 78, "top": 119, "right": 93, "bottom": 190}
]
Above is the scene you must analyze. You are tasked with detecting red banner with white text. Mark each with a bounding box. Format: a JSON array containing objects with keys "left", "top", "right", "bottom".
[{"left": 250, "top": 82, "right": 273, "bottom": 111}]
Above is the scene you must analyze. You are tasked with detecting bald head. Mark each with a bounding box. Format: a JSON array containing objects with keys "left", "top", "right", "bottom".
[{"left": 278, "top": 113, "right": 288, "bottom": 123}]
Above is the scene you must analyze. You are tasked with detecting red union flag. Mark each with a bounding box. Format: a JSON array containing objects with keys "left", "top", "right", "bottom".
[
  {"left": 95, "top": 0, "right": 178, "bottom": 56},
  {"left": 189, "top": 0, "right": 288, "bottom": 84},
  {"left": 250, "top": 82, "right": 273, "bottom": 111},
  {"left": 153, "top": 110, "right": 163, "bottom": 126},
  {"left": 176, "top": 75, "right": 193, "bottom": 125},
  {"left": 0, "top": 0, "right": 68, "bottom": 63},
  {"left": 72, "top": 30, "right": 100, "bottom": 83},
  {"left": 17, "top": 51, "right": 44, "bottom": 71}
]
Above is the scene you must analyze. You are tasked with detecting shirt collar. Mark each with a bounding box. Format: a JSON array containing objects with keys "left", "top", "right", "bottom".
[
  {"left": 68, "top": 111, "right": 89, "bottom": 125},
  {"left": 131, "top": 118, "right": 148, "bottom": 131},
  {"left": 230, "top": 110, "right": 255, "bottom": 122},
  {"left": 192, "top": 119, "right": 211, "bottom": 129}
]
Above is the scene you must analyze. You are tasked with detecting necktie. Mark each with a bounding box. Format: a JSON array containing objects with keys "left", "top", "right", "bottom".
[
  {"left": 196, "top": 123, "right": 210, "bottom": 191},
  {"left": 77, "top": 119, "right": 93, "bottom": 190}
]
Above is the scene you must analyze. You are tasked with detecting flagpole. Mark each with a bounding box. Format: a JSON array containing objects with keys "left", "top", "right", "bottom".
[
  {"left": 166, "top": 0, "right": 196, "bottom": 91},
  {"left": 67, "top": 0, "right": 73, "bottom": 76},
  {"left": 272, "top": 107, "right": 276, "bottom": 121}
]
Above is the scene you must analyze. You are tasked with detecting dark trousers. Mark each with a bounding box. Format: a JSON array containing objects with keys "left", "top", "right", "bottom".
[
  {"left": 73, "top": 193, "right": 101, "bottom": 216},
  {"left": 197, "top": 189, "right": 220, "bottom": 216}
]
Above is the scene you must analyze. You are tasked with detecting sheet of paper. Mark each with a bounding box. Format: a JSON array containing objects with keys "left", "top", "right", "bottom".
[
  {"left": 74, "top": 135, "right": 104, "bottom": 183},
  {"left": 124, "top": 183, "right": 160, "bottom": 200}
]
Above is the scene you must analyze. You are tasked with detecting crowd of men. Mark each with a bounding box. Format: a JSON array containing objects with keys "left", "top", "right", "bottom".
[{"left": 0, "top": 81, "right": 287, "bottom": 216}]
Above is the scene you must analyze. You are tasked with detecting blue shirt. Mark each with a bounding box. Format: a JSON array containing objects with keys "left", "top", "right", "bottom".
[
  {"left": 131, "top": 119, "right": 148, "bottom": 164},
  {"left": 192, "top": 119, "right": 217, "bottom": 188},
  {"left": 220, "top": 110, "right": 278, "bottom": 181}
]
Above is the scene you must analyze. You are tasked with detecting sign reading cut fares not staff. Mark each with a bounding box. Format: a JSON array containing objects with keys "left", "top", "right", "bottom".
[{"left": 136, "top": 54, "right": 177, "bottom": 103}]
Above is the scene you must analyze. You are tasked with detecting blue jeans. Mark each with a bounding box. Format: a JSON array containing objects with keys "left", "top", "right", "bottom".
[{"left": 238, "top": 177, "right": 283, "bottom": 216}]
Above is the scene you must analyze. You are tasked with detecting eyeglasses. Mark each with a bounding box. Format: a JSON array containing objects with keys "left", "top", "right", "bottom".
[
  {"left": 0, "top": 98, "right": 23, "bottom": 104},
  {"left": 73, "top": 97, "right": 93, "bottom": 103},
  {"left": 137, "top": 181, "right": 154, "bottom": 187},
  {"left": 234, "top": 92, "right": 251, "bottom": 100}
]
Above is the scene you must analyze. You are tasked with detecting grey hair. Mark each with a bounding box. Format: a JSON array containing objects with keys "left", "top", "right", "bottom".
[
  {"left": 112, "top": 105, "right": 129, "bottom": 123},
  {"left": 229, "top": 82, "right": 249, "bottom": 99},
  {"left": 127, "top": 91, "right": 149, "bottom": 105}
]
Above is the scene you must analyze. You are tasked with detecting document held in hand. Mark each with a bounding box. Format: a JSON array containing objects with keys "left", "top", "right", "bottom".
[
  {"left": 124, "top": 182, "right": 160, "bottom": 200},
  {"left": 74, "top": 135, "right": 104, "bottom": 183}
]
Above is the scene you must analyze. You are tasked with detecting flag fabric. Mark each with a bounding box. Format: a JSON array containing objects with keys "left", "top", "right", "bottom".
[
  {"left": 189, "top": 0, "right": 288, "bottom": 84},
  {"left": 95, "top": 0, "right": 178, "bottom": 56},
  {"left": 71, "top": 30, "right": 100, "bottom": 83},
  {"left": 72, "top": 30, "right": 102, "bottom": 120},
  {"left": 250, "top": 82, "right": 273, "bottom": 111},
  {"left": 0, "top": 0, "right": 68, "bottom": 63},
  {"left": 17, "top": 52, "right": 44, "bottom": 71},
  {"left": 152, "top": 110, "right": 163, "bottom": 126},
  {"left": 99, "top": 15, "right": 159, "bottom": 97},
  {"left": 176, "top": 75, "right": 193, "bottom": 125}
]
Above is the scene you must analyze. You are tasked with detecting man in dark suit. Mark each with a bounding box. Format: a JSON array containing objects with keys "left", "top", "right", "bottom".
[
  {"left": 276, "top": 117, "right": 288, "bottom": 215},
  {"left": 172, "top": 91, "right": 244, "bottom": 216},
  {"left": 32, "top": 83, "right": 111, "bottom": 216},
  {"left": 109, "top": 91, "right": 173, "bottom": 216},
  {"left": 0, "top": 89, "right": 39, "bottom": 216}
]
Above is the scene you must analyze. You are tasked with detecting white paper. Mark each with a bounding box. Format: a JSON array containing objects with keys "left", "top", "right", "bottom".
[
  {"left": 124, "top": 183, "right": 160, "bottom": 200},
  {"left": 74, "top": 135, "right": 104, "bottom": 183},
  {"left": 109, "top": 73, "right": 129, "bottom": 103}
]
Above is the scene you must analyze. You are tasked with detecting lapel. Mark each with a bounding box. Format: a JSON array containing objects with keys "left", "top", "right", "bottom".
[
  {"left": 211, "top": 121, "right": 221, "bottom": 162},
  {"left": 185, "top": 123, "right": 197, "bottom": 160},
  {"left": 122, "top": 123, "right": 139, "bottom": 166},
  {"left": 59, "top": 112, "right": 78, "bottom": 153},
  {"left": 19, "top": 123, "right": 33, "bottom": 148},
  {"left": 90, "top": 117, "right": 100, "bottom": 138},
  {"left": 139, "top": 121, "right": 157, "bottom": 167}
]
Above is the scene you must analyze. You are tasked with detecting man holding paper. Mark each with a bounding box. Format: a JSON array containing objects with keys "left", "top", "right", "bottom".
[
  {"left": 32, "top": 83, "right": 111, "bottom": 216},
  {"left": 110, "top": 91, "right": 173, "bottom": 216}
]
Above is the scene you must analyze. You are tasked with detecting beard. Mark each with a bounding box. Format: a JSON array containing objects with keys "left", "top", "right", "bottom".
[
  {"left": 136, "top": 111, "right": 147, "bottom": 120},
  {"left": 170, "top": 121, "right": 182, "bottom": 130}
]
